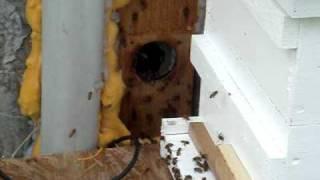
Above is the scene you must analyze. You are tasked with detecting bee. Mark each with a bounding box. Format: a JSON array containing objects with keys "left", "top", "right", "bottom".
[
  {"left": 181, "top": 140, "right": 190, "bottom": 146},
  {"left": 194, "top": 167, "right": 203, "bottom": 173},
  {"left": 68, "top": 128, "right": 76, "bottom": 138},
  {"left": 176, "top": 148, "right": 182, "bottom": 156},
  {"left": 174, "top": 171, "right": 182, "bottom": 180},
  {"left": 200, "top": 153, "right": 208, "bottom": 160},
  {"left": 202, "top": 178, "right": 207, "bottom": 180},
  {"left": 202, "top": 161, "right": 209, "bottom": 171},
  {"left": 165, "top": 143, "right": 174, "bottom": 149},
  {"left": 88, "top": 91, "right": 93, "bottom": 100},
  {"left": 172, "top": 167, "right": 181, "bottom": 176},
  {"left": 166, "top": 155, "right": 172, "bottom": 161},
  {"left": 209, "top": 91, "right": 219, "bottom": 99},
  {"left": 160, "top": 136, "right": 165, "bottom": 141},
  {"left": 172, "top": 157, "right": 178, "bottom": 165},
  {"left": 218, "top": 133, "right": 225, "bottom": 141},
  {"left": 193, "top": 156, "right": 202, "bottom": 162},
  {"left": 184, "top": 175, "right": 192, "bottom": 180},
  {"left": 197, "top": 161, "right": 209, "bottom": 172}
]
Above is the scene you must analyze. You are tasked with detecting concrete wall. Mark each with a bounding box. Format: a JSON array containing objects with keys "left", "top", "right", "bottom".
[{"left": 0, "top": 0, "right": 32, "bottom": 157}]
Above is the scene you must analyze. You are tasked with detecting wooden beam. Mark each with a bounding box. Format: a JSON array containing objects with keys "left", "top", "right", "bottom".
[{"left": 189, "top": 122, "right": 251, "bottom": 180}]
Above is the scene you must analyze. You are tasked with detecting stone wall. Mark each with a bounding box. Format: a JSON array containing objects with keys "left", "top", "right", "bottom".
[{"left": 0, "top": 0, "right": 32, "bottom": 157}]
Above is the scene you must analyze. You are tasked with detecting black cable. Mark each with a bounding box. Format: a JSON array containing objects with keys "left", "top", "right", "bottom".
[
  {"left": 107, "top": 136, "right": 141, "bottom": 180},
  {"left": 107, "top": 135, "right": 132, "bottom": 148},
  {"left": 0, "top": 168, "right": 11, "bottom": 180}
]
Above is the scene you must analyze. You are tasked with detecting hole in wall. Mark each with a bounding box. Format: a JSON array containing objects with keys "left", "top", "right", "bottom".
[{"left": 133, "top": 41, "right": 176, "bottom": 82}]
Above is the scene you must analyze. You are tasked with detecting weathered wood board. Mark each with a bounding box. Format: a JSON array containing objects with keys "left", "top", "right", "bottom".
[
  {"left": 118, "top": 0, "right": 201, "bottom": 137},
  {"left": 118, "top": 0, "right": 199, "bottom": 35},
  {"left": 189, "top": 123, "right": 251, "bottom": 180},
  {"left": 0, "top": 145, "right": 171, "bottom": 180}
]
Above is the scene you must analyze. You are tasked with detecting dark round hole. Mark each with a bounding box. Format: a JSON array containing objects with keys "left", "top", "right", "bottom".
[{"left": 133, "top": 41, "right": 176, "bottom": 82}]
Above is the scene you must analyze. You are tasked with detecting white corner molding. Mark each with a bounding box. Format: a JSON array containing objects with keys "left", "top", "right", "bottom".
[
  {"left": 275, "top": 0, "right": 320, "bottom": 18},
  {"left": 191, "top": 36, "right": 288, "bottom": 180},
  {"left": 239, "top": 0, "right": 300, "bottom": 49},
  {"left": 192, "top": 0, "right": 320, "bottom": 179}
]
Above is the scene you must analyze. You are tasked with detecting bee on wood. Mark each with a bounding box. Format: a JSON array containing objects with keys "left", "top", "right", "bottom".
[
  {"left": 200, "top": 153, "right": 208, "bottom": 160},
  {"left": 172, "top": 157, "right": 178, "bottom": 165},
  {"left": 184, "top": 175, "right": 192, "bottom": 180},
  {"left": 181, "top": 140, "right": 190, "bottom": 146},
  {"left": 164, "top": 154, "right": 171, "bottom": 165},
  {"left": 209, "top": 91, "right": 219, "bottom": 99},
  {"left": 218, "top": 133, "right": 225, "bottom": 141},
  {"left": 176, "top": 148, "right": 182, "bottom": 156},
  {"left": 197, "top": 160, "right": 209, "bottom": 172},
  {"left": 194, "top": 167, "right": 203, "bottom": 173},
  {"left": 202, "top": 161, "right": 209, "bottom": 172}
]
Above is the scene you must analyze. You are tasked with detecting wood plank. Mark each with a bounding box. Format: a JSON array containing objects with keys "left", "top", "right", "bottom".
[
  {"left": 0, "top": 145, "right": 171, "bottom": 180},
  {"left": 118, "top": 0, "right": 199, "bottom": 35},
  {"left": 189, "top": 122, "right": 251, "bottom": 180}
]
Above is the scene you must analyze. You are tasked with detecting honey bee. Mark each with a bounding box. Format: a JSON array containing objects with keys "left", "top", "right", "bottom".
[
  {"left": 165, "top": 143, "right": 174, "bottom": 149},
  {"left": 184, "top": 175, "right": 192, "bottom": 180},
  {"left": 68, "top": 128, "right": 76, "bottom": 138},
  {"left": 193, "top": 156, "right": 202, "bottom": 162},
  {"left": 200, "top": 153, "right": 208, "bottom": 160},
  {"left": 194, "top": 167, "right": 203, "bottom": 173},
  {"left": 172, "top": 157, "right": 178, "bottom": 165},
  {"left": 176, "top": 148, "right": 182, "bottom": 156},
  {"left": 181, "top": 140, "right": 190, "bottom": 146},
  {"left": 88, "top": 91, "right": 93, "bottom": 100},
  {"left": 209, "top": 91, "right": 218, "bottom": 99},
  {"left": 218, "top": 133, "right": 225, "bottom": 141}
]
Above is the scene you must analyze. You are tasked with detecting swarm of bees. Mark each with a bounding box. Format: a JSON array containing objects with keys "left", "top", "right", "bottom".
[{"left": 162, "top": 139, "right": 210, "bottom": 180}]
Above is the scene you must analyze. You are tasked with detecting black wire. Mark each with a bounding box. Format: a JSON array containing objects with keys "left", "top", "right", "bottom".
[
  {"left": 0, "top": 168, "right": 11, "bottom": 180},
  {"left": 107, "top": 136, "right": 141, "bottom": 180},
  {"left": 107, "top": 136, "right": 132, "bottom": 148}
]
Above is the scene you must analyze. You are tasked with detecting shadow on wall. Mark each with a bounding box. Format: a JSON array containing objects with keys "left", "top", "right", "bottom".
[{"left": 0, "top": 0, "right": 32, "bottom": 157}]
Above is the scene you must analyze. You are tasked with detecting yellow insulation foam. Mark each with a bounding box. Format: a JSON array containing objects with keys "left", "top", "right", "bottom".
[
  {"left": 19, "top": 0, "right": 131, "bottom": 155},
  {"left": 99, "top": 0, "right": 131, "bottom": 147},
  {"left": 18, "top": 0, "right": 41, "bottom": 122}
]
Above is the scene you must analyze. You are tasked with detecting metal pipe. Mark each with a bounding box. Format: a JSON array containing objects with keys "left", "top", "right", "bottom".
[{"left": 41, "top": 0, "right": 105, "bottom": 154}]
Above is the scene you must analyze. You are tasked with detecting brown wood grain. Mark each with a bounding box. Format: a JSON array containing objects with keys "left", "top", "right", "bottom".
[
  {"left": 0, "top": 145, "right": 171, "bottom": 180},
  {"left": 117, "top": 0, "right": 200, "bottom": 138},
  {"left": 189, "top": 123, "right": 251, "bottom": 180},
  {"left": 118, "top": 0, "right": 199, "bottom": 35}
]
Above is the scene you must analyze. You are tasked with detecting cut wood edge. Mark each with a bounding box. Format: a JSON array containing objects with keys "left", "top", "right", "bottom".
[{"left": 189, "top": 122, "right": 251, "bottom": 180}]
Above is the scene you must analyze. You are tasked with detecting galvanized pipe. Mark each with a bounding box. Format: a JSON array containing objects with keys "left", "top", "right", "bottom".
[{"left": 41, "top": 0, "right": 105, "bottom": 154}]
